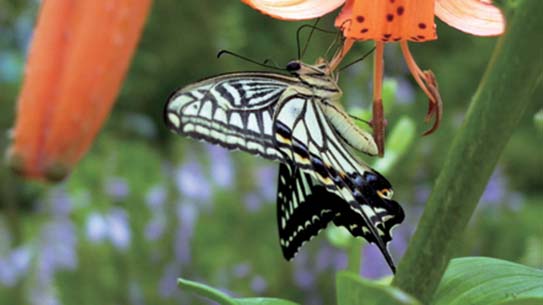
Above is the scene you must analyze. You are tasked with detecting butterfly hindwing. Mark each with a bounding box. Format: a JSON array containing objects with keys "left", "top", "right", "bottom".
[
  {"left": 273, "top": 94, "right": 403, "bottom": 270},
  {"left": 277, "top": 163, "right": 340, "bottom": 260}
]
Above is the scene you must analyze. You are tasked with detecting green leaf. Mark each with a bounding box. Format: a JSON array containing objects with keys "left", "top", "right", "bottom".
[
  {"left": 336, "top": 271, "right": 422, "bottom": 305},
  {"left": 236, "top": 299, "right": 300, "bottom": 305},
  {"left": 432, "top": 257, "right": 543, "bottom": 305},
  {"left": 177, "top": 278, "right": 300, "bottom": 305}
]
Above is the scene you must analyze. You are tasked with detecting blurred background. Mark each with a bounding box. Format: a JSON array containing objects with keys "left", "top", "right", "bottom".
[{"left": 0, "top": 1, "right": 541, "bottom": 304}]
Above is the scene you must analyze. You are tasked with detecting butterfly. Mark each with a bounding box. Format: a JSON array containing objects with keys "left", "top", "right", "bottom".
[{"left": 164, "top": 59, "right": 404, "bottom": 271}]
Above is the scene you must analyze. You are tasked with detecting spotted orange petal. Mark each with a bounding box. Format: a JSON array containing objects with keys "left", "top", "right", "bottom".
[
  {"left": 335, "top": 0, "right": 437, "bottom": 42},
  {"left": 435, "top": 0, "right": 505, "bottom": 36},
  {"left": 241, "top": 0, "right": 345, "bottom": 20}
]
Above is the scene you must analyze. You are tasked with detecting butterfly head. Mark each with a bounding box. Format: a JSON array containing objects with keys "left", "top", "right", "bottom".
[
  {"left": 285, "top": 60, "right": 330, "bottom": 76},
  {"left": 285, "top": 60, "right": 340, "bottom": 96}
]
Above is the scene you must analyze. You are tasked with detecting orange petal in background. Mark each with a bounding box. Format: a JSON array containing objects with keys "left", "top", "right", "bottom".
[
  {"left": 7, "top": 0, "right": 152, "bottom": 182},
  {"left": 241, "top": 0, "right": 345, "bottom": 20},
  {"left": 335, "top": 0, "right": 437, "bottom": 42},
  {"left": 435, "top": 0, "right": 505, "bottom": 36}
]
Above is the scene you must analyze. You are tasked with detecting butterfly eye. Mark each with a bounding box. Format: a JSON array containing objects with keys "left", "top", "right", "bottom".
[
  {"left": 286, "top": 61, "right": 301, "bottom": 72},
  {"left": 377, "top": 188, "right": 394, "bottom": 200}
]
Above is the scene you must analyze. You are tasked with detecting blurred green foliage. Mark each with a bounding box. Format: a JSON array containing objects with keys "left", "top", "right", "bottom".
[{"left": 0, "top": 1, "right": 541, "bottom": 305}]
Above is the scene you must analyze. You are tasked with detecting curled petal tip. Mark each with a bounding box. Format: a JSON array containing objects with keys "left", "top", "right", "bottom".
[
  {"left": 241, "top": 0, "right": 345, "bottom": 20},
  {"left": 421, "top": 71, "right": 443, "bottom": 136},
  {"left": 436, "top": 0, "right": 505, "bottom": 36}
]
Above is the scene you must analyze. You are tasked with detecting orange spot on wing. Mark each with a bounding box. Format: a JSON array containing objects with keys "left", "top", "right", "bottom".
[{"left": 335, "top": 0, "right": 437, "bottom": 42}]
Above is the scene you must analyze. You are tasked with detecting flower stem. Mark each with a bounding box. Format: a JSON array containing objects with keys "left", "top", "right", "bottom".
[
  {"left": 347, "top": 240, "right": 362, "bottom": 274},
  {"left": 391, "top": 1, "right": 543, "bottom": 302}
]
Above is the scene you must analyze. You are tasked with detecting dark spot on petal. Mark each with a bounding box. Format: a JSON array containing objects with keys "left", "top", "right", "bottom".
[
  {"left": 411, "top": 36, "right": 419, "bottom": 41},
  {"left": 393, "top": 37, "right": 401, "bottom": 41},
  {"left": 397, "top": 6, "right": 404, "bottom": 16},
  {"left": 417, "top": 35, "right": 425, "bottom": 39},
  {"left": 383, "top": 33, "right": 391, "bottom": 38},
  {"left": 386, "top": 14, "right": 394, "bottom": 22},
  {"left": 356, "top": 15, "right": 365, "bottom": 23},
  {"left": 390, "top": 0, "right": 395, "bottom": 3},
  {"left": 418, "top": 23, "right": 427, "bottom": 29},
  {"left": 360, "top": 28, "right": 369, "bottom": 33}
]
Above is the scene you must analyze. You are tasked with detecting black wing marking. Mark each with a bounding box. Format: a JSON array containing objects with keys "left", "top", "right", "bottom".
[
  {"left": 273, "top": 95, "right": 404, "bottom": 271},
  {"left": 276, "top": 163, "right": 340, "bottom": 260},
  {"left": 165, "top": 73, "right": 298, "bottom": 162}
]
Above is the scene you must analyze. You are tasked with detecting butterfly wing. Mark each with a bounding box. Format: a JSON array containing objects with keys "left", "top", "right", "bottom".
[
  {"left": 276, "top": 162, "right": 339, "bottom": 260},
  {"left": 273, "top": 94, "right": 404, "bottom": 271},
  {"left": 165, "top": 72, "right": 298, "bottom": 162}
]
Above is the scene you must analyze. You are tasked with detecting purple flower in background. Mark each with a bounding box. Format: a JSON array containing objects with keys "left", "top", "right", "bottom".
[
  {"left": 107, "top": 208, "right": 132, "bottom": 251},
  {"left": 232, "top": 263, "right": 251, "bottom": 278},
  {"left": 480, "top": 167, "right": 506, "bottom": 205},
  {"left": 360, "top": 244, "right": 391, "bottom": 279},
  {"left": 39, "top": 220, "right": 78, "bottom": 282},
  {"left": 250, "top": 275, "right": 268, "bottom": 294},
  {"left": 414, "top": 184, "right": 431, "bottom": 204},
  {"left": 244, "top": 193, "right": 263, "bottom": 213},
  {"left": 207, "top": 145, "right": 234, "bottom": 188},
  {"left": 293, "top": 252, "right": 315, "bottom": 289},
  {"left": 395, "top": 77, "right": 415, "bottom": 104},
  {"left": 0, "top": 246, "right": 31, "bottom": 287},
  {"left": 29, "top": 282, "right": 60, "bottom": 305},
  {"left": 176, "top": 161, "right": 211, "bottom": 202},
  {"left": 175, "top": 203, "right": 199, "bottom": 264},
  {"left": 145, "top": 185, "right": 167, "bottom": 209},
  {"left": 305, "top": 295, "right": 324, "bottom": 305},
  {"left": 47, "top": 187, "right": 73, "bottom": 216},
  {"left": 105, "top": 177, "right": 130, "bottom": 201},
  {"left": 145, "top": 214, "right": 166, "bottom": 241},
  {"left": 315, "top": 245, "right": 348, "bottom": 273},
  {"left": 255, "top": 165, "right": 277, "bottom": 202},
  {"left": 332, "top": 249, "right": 348, "bottom": 271},
  {"left": 159, "top": 262, "right": 181, "bottom": 299},
  {"left": 86, "top": 212, "right": 108, "bottom": 242}
]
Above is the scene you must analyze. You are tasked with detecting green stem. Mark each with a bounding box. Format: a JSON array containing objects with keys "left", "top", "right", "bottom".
[
  {"left": 391, "top": 0, "right": 543, "bottom": 302},
  {"left": 347, "top": 240, "right": 362, "bottom": 274}
]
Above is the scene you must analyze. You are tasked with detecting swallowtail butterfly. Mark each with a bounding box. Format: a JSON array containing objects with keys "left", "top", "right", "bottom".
[{"left": 164, "top": 60, "right": 404, "bottom": 271}]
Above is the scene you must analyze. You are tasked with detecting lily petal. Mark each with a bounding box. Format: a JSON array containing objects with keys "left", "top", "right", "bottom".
[
  {"left": 241, "top": 0, "right": 345, "bottom": 20},
  {"left": 7, "top": 0, "right": 152, "bottom": 182},
  {"left": 435, "top": 0, "right": 505, "bottom": 36}
]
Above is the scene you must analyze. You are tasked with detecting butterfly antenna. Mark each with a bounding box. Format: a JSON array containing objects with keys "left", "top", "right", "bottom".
[
  {"left": 296, "top": 20, "right": 337, "bottom": 59},
  {"left": 217, "top": 50, "right": 285, "bottom": 71},
  {"left": 263, "top": 58, "right": 282, "bottom": 69},
  {"left": 324, "top": 32, "right": 344, "bottom": 61},
  {"left": 339, "top": 46, "right": 376, "bottom": 71}
]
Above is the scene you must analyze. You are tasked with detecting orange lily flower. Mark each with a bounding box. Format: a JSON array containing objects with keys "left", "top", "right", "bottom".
[
  {"left": 241, "top": 0, "right": 505, "bottom": 155},
  {"left": 7, "top": 0, "right": 152, "bottom": 182}
]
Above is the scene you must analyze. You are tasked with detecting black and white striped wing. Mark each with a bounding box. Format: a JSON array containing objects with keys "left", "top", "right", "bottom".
[
  {"left": 273, "top": 94, "right": 405, "bottom": 270},
  {"left": 165, "top": 73, "right": 297, "bottom": 162},
  {"left": 276, "top": 163, "right": 339, "bottom": 260}
]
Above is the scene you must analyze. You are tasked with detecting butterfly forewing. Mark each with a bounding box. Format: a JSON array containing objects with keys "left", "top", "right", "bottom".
[{"left": 165, "top": 73, "right": 297, "bottom": 162}]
